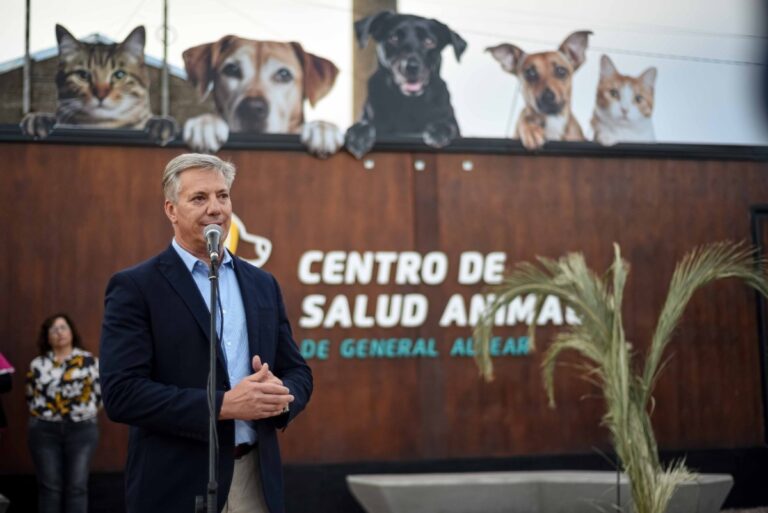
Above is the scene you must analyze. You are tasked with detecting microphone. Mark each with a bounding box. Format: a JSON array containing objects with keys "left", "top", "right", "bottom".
[{"left": 203, "top": 224, "right": 224, "bottom": 262}]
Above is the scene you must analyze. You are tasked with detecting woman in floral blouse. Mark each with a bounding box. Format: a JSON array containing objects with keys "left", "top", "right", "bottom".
[{"left": 26, "top": 313, "right": 101, "bottom": 513}]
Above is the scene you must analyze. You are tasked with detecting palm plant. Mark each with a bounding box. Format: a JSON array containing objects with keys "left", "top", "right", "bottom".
[{"left": 473, "top": 242, "right": 768, "bottom": 513}]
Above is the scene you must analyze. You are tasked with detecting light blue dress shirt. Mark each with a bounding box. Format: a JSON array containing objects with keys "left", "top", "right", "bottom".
[{"left": 172, "top": 239, "right": 257, "bottom": 445}]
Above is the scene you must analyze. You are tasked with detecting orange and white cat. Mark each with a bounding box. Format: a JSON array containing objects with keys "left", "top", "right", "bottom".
[{"left": 591, "top": 55, "right": 657, "bottom": 146}]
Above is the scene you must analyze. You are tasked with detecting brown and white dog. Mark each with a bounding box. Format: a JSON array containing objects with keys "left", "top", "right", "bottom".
[
  {"left": 487, "top": 31, "right": 592, "bottom": 150},
  {"left": 182, "top": 36, "right": 343, "bottom": 157}
]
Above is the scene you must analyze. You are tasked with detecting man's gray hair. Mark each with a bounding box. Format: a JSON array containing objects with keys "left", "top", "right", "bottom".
[{"left": 162, "top": 153, "right": 236, "bottom": 203}]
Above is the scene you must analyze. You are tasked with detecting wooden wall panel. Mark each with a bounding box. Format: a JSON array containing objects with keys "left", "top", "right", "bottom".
[{"left": 0, "top": 142, "right": 765, "bottom": 474}]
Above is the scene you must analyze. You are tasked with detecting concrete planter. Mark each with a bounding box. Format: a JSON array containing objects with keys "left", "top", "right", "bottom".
[{"left": 347, "top": 471, "right": 733, "bottom": 513}]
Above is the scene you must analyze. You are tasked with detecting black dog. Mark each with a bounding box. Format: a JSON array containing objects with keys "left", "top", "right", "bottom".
[{"left": 345, "top": 11, "right": 467, "bottom": 158}]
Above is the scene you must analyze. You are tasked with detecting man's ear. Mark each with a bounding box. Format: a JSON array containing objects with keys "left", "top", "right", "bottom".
[
  {"left": 291, "top": 43, "right": 340, "bottom": 106},
  {"left": 486, "top": 44, "right": 527, "bottom": 75},
  {"left": 354, "top": 10, "right": 395, "bottom": 48},
  {"left": 559, "top": 30, "right": 592, "bottom": 71},
  {"left": 164, "top": 200, "right": 178, "bottom": 224}
]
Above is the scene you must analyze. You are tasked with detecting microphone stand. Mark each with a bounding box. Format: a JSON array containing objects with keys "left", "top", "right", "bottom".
[{"left": 195, "top": 253, "right": 220, "bottom": 513}]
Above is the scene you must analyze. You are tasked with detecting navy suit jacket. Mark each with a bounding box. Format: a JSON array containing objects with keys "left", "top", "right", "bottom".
[{"left": 99, "top": 245, "right": 312, "bottom": 513}]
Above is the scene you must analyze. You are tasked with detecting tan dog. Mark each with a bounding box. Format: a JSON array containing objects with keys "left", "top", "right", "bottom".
[
  {"left": 487, "top": 31, "right": 592, "bottom": 150},
  {"left": 183, "top": 36, "right": 343, "bottom": 157}
]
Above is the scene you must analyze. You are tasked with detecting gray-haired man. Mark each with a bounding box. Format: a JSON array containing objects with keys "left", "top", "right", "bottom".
[{"left": 100, "top": 153, "right": 312, "bottom": 513}]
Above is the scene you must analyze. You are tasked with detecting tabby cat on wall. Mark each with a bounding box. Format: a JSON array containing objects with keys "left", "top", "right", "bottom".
[
  {"left": 591, "top": 54, "right": 657, "bottom": 145},
  {"left": 20, "top": 24, "right": 177, "bottom": 145}
]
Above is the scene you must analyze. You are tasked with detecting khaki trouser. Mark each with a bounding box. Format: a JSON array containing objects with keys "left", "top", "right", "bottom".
[{"left": 222, "top": 447, "right": 269, "bottom": 513}]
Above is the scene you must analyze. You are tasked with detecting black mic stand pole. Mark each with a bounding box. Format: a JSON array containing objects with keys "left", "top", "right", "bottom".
[{"left": 195, "top": 253, "right": 220, "bottom": 513}]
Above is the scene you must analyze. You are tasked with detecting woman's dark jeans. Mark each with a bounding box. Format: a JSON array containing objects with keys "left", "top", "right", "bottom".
[{"left": 28, "top": 417, "right": 99, "bottom": 513}]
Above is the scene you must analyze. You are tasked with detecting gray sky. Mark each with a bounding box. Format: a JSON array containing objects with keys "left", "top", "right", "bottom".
[{"left": 3, "top": 0, "right": 767, "bottom": 143}]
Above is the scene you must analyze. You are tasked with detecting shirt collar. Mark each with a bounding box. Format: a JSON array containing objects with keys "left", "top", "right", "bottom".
[
  {"left": 171, "top": 238, "right": 233, "bottom": 272},
  {"left": 46, "top": 347, "right": 84, "bottom": 362}
]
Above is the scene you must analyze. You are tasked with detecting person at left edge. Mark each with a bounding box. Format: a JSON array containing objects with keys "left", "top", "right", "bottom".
[
  {"left": 99, "top": 153, "right": 312, "bottom": 513},
  {"left": 26, "top": 314, "right": 101, "bottom": 513},
  {"left": 0, "top": 351, "right": 14, "bottom": 442}
]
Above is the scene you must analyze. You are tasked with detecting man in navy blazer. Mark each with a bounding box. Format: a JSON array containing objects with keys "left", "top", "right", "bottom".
[{"left": 100, "top": 153, "right": 312, "bottom": 513}]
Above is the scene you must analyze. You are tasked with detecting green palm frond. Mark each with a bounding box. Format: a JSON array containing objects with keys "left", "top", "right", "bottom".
[
  {"left": 541, "top": 332, "right": 605, "bottom": 408},
  {"left": 642, "top": 241, "right": 768, "bottom": 401},
  {"left": 475, "top": 252, "right": 615, "bottom": 381},
  {"left": 473, "top": 241, "right": 768, "bottom": 513}
]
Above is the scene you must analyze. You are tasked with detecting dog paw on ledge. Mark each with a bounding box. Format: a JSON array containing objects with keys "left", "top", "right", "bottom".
[
  {"left": 300, "top": 121, "right": 345, "bottom": 159},
  {"left": 424, "top": 121, "right": 459, "bottom": 148},
  {"left": 345, "top": 122, "right": 377, "bottom": 160},
  {"left": 519, "top": 123, "right": 547, "bottom": 150},
  {"left": 183, "top": 114, "right": 230, "bottom": 154}
]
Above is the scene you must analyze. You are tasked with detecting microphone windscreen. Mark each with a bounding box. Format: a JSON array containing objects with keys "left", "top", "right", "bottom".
[{"left": 203, "top": 224, "right": 224, "bottom": 239}]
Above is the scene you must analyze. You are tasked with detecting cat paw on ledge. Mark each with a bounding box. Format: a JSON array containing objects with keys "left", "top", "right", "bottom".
[
  {"left": 19, "top": 113, "right": 57, "bottom": 139},
  {"left": 145, "top": 116, "right": 179, "bottom": 147}
]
